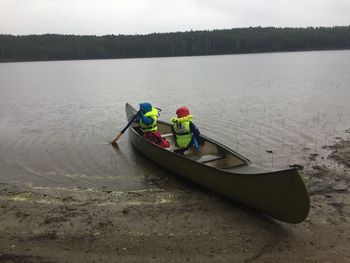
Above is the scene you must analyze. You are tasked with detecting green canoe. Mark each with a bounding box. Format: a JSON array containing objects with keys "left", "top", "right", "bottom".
[{"left": 125, "top": 103, "right": 310, "bottom": 223}]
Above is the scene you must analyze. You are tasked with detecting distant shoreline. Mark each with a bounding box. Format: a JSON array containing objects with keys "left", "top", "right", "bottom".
[
  {"left": 1, "top": 48, "right": 350, "bottom": 64},
  {"left": 0, "top": 48, "right": 350, "bottom": 64},
  {"left": 1, "top": 26, "right": 350, "bottom": 63}
]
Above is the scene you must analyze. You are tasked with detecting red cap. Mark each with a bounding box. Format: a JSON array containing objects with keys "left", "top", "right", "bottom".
[{"left": 176, "top": 107, "right": 190, "bottom": 118}]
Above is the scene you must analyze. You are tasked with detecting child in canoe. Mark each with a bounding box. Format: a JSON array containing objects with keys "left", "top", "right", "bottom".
[
  {"left": 171, "top": 107, "right": 200, "bottom": 154},
  {"left": 137, "top": 102, "right": 170, "bottom": 148}
]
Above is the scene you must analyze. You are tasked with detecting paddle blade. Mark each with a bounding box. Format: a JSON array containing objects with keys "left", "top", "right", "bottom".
[
  {"left": 111, "top": 132, "right": 123, "bottom": 144},
  {"left": 111, "top": 110, "right": 140, "bottom": 144}
]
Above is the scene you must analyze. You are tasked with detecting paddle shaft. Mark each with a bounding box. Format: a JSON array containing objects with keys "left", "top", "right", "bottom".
[{"left": 111, "top": 111, "right": 140, "bottom": 144}]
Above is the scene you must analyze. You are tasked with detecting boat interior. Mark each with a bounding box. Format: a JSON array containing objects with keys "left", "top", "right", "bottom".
[{"left": 133, "top": 121, "right": 248, "bottom": 170}]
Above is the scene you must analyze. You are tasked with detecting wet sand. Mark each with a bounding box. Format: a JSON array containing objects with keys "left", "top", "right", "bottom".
[{"left": 0, "top": 139, "right": 349, "bottom": 262}]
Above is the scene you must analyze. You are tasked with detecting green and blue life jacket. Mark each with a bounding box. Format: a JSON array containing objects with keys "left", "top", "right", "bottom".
[
  {"left": 139, "top": 107, "right": 159, "bottom": 132},
  {"left": 172, "top": 115, "right": 193, "bottom": 148}
]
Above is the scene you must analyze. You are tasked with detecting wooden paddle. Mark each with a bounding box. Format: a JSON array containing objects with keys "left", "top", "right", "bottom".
[{"left": 111, "top": 111, "right": 140, "bottom": 144}]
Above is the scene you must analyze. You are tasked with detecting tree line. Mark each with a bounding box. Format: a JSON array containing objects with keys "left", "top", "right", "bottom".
[{"left": 1, "top": 26, "right": 350, "bottom": 62}]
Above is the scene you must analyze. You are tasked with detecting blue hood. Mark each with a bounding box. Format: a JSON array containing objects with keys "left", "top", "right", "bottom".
[{"left": 139, "top": 102, "right": 152, "bottom": 114}]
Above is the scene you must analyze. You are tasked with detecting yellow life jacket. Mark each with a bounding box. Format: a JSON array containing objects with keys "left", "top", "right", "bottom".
[
  {"left": 139, "top": 107, "right": 158, "bottom": 132},
  {"left": 172, "top": 115, "right": 193, "bottom": 148}
]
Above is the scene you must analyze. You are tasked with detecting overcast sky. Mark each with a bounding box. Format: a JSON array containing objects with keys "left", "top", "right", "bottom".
[{"left": 1, "top": 0, "right": 350, "bottom": 35}]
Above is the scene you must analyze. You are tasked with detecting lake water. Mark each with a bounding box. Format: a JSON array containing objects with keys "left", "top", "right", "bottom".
[{"left": 0, "top": 50, "right": 349, "bottom": 190}]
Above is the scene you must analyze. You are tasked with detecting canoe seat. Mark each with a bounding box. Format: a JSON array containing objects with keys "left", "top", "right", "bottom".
[
  {"left": 162, "top": 133, "right": 178, "bottom": 151},
  {"left": 162, "top": 133, "right": 173, "bottom": 138},
  {"left": 190, "top": 154, "right": 225, "bottom": 163},
  {"left": 167, "top": 144, "right": 181, "bottom": 151}
]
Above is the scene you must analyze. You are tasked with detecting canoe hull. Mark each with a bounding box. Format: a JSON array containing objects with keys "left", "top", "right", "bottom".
[{"left": 126, "top": 103, "right": 310, "bottom": 223}]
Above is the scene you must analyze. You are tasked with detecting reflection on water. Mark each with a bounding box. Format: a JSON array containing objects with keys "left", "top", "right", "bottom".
[{"left": 0, "top": 50, "right": 349, "bottom": 190}]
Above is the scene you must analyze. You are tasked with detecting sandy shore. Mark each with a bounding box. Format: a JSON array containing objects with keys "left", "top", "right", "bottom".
[{"left": 0, "top": 139, "right": 349, "bottom": 262}]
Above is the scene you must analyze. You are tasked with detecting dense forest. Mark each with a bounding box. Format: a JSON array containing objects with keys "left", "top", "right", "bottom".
[{"left": 1, "top": 26, "right": 350, "bottom": 62}]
